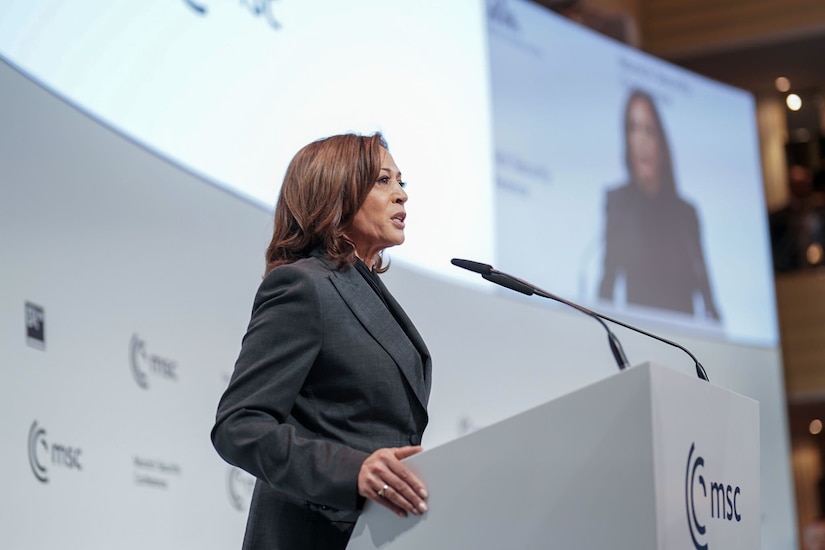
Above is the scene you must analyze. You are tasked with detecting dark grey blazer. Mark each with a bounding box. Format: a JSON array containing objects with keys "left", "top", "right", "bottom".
[{"left": 211, "top": 251, "right": 431, "bottom": 550}]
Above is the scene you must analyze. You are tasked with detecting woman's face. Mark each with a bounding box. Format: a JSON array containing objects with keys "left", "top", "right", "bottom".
[
  {"left": 627, "top": 98, "right": 661, "bottom": 194},
  {"left": 347, "top": 148, "right": 408, "bottom": 265}
]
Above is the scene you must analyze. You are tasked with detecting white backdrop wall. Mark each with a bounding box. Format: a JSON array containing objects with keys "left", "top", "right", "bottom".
[{"left": 1, "top": 58, "right": 264, "bottom": 549}]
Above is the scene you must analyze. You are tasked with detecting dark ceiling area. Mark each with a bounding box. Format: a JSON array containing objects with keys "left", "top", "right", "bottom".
[
  {"left": 670, "top": 30, "right": 825, "bottom": 96},
  {"left": 532, "top": 0, "right": 825, "bottom": 97}
]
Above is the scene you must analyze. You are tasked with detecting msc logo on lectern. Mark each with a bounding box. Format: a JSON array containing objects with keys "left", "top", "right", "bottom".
[
  {"left": 28, "top": 421, "right": 83, "bottom": 483},
  {"left": 685, "top": 442, "right": 743, "bottom": 550},
  {"left": 130, "top": 334, "right": 178, "bottom": 390}
]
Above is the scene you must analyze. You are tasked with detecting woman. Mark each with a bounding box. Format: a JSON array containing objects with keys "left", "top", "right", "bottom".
[
  {"left": 598, "top": 89, "right": 720, "bottom": 320},
  {"left": 212, "top": 132, "right": 431, "bottom": 549}
]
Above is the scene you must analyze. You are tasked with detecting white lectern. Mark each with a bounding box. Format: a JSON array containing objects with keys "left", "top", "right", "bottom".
[{"left": 348, "top": 362, "right": 759, "bottom": 549}]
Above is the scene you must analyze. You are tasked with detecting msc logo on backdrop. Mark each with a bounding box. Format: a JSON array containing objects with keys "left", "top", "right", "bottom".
[
  {"left": 182, "top": 0, "right": 282, "bottom": 30},
  {"left": 28, "top": 421, "right": 83, "bottom": 483},
  {"left": 25, "top": 301, "right": 45, "bottom": 349},
  {"left": 227, "top": 467, "right": 256, "bottom": 511},
  {"left": 129, "top": 334, "right": 178, "bottom": 390},
  {"left": 685, "top": 443, "right": 743, "bottom": 550}
]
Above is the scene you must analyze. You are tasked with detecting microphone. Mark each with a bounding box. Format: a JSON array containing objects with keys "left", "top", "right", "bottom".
[
  {"left": 451, "top": 258, "right": 710, "bottom": 382},
  {"left": 452, "top": 258, "right": 629, "bottom": 371},
  {"left": 450, "top": 258, "right": 494, "bottom": 275}
]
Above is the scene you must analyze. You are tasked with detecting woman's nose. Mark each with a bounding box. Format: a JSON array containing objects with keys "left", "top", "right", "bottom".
[{"left": 395, "top": 183, "right": 408, "bottom": 203}]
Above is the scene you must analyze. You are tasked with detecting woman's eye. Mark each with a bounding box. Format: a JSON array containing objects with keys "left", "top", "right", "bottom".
[{"left": 376, "top": 176, "right": 405, "bottom": 188}]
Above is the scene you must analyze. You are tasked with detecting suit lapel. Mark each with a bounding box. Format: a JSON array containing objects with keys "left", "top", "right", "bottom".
[
  {"left": 373, "top": 274, "right": 432, "bottom": 392},
  {"left": 326, "top": 263, "right": 430, "bottom": 410}
]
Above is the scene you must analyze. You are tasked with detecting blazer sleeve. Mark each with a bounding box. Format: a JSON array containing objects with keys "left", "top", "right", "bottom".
[{"left": 211, "top": 263, "right": 369, "bottom": 512}]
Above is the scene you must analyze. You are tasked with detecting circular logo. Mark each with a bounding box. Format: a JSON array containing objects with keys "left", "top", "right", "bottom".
[
  {"left": 130, "top": 334, "right": 149, "bottom": 389},
  {"left": 227, "top": 467, "right": 255, "bottom": 511},
  {"left": 28, "top": 421, "right": 49, "bottom": 483},
  {"left": 685, "top": 443, "right": 708, "bottom": 550}
]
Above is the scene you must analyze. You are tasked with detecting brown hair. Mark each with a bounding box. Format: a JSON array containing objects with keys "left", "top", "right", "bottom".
[
  {"left": 264, "top": 132, "right": 389, "bottom": 275},
  {"left": 623, "top": 89, "right": 677, "bottom": 196}
]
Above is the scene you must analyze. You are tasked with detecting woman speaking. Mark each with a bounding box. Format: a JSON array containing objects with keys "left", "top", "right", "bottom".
[
  {"left": 598, "top": 89, "right": 720, "bottom": 321},
  {"left": 212, "top": 132, "right": 431, "bottom": 549}
]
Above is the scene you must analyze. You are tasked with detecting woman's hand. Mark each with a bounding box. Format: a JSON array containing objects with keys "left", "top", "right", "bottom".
[{"left": 358, "top": 446, "right": 428, "bottom": 518}]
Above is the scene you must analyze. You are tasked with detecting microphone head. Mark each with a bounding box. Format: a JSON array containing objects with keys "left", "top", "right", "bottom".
[
  {"left": 450, "top": 258, "right": 493, "bottom": 275},
  {"left": 482, "top": 272, "right": 534, "bottom": 296}
]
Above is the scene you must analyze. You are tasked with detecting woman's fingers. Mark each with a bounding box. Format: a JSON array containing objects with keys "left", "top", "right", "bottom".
[
  {"left": 358, "top": 446, "right": 428, "bottom": 517},
  {"left": 377, "top": 467, "right": 429, "bottom": 514}
]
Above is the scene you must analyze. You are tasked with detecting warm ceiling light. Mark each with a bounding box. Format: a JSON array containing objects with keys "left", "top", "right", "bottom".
[
  {"left": 811, "top": 419, "right": 823, "bottom": 435},
  {"left": 807, "top": 243, "right": 823, "bottom": 265},
  {"left": 775, "top": 77, "right": 791, "bottom": 92},
  {"left": 787, "top": 93, "right": 802, "bottom": 111}
]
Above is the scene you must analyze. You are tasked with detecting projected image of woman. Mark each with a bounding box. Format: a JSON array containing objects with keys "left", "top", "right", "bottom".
[
  {"left": 598, "top": 89, "right": 720, "bottom": 320},
  {"left": 211, "top": 132, "right": 430, "bottom": 549}
]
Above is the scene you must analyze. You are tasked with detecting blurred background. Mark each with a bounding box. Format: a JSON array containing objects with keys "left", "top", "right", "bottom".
[{"left": 538, "top": 0, "right": 825, "bottom": 542}]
